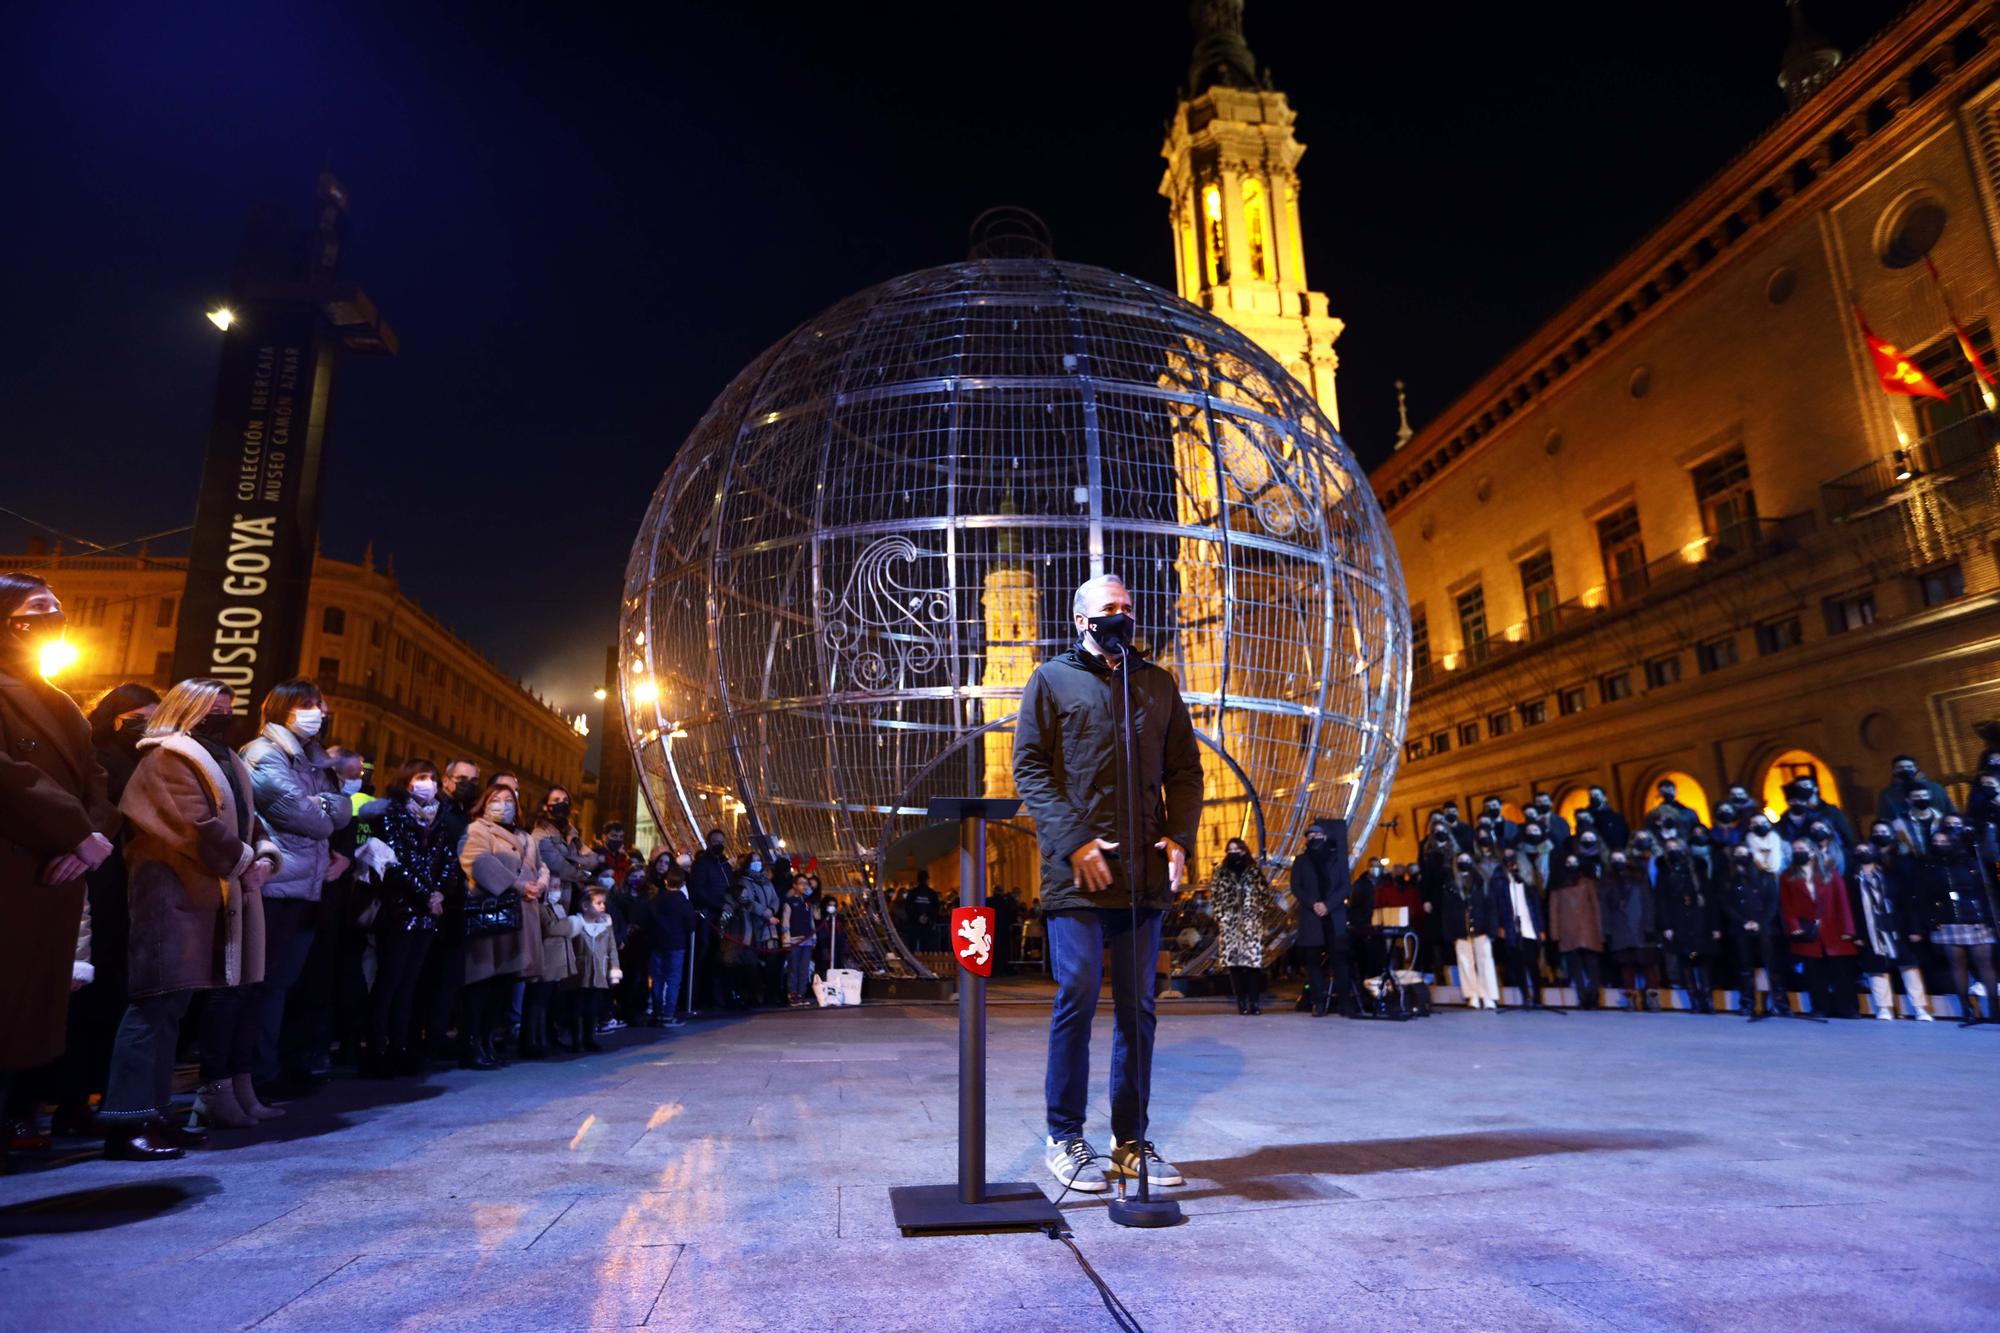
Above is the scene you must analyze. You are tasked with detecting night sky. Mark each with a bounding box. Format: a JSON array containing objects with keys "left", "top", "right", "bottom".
[{"left": 0, "top": 0, "right": 1900, "bottom": 747}]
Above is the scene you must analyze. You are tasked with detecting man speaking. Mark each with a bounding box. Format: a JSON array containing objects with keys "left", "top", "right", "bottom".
[{"left": 1013, "top": 574, "right": 1203, "bottom": 1195}]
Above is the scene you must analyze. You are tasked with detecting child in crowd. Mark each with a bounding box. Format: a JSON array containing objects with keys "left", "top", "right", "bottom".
[
  {"left": 779, "top": 879, "right": 816, "bottom": 1007},
  {"left": 571, "top": 889, "right": 623, "bottom": 1050}
]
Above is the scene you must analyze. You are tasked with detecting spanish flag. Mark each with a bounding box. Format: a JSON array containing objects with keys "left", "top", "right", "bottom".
[
  {"left": 1923, "top": 255, "right": 1997, "bottom": 389},
  {"left": 1855, "top": 305, "right": 1949, "bottom": 400}
]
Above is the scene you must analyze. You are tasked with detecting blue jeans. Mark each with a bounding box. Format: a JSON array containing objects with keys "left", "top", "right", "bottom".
[
  {"left": 1045, "top": 907, "right": 1164, "bottom": 1145},
  {"left": 650, "top": 948, "right": 685, "bottom": 1019},
  {"left": 787, "top": 941, "right": 814, "bottom": 998}
]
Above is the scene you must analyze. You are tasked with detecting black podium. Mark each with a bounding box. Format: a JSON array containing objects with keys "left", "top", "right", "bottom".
[{"left": 888, "top": 797, "right": 1064, "bottom": 1236}]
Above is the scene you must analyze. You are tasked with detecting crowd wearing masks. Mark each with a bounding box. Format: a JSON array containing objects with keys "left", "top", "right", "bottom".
[
  {"left": 1366, "top": 756, "right": 2000, "bottom": 1021},
  {"left": 0, "top": 572, "right": 858, "bottom": 1172}
]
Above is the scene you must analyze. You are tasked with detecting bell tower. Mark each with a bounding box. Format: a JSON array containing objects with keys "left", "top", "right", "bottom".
[{"left": 1161, "top": 0, "right": 1344, "bottom": 428}]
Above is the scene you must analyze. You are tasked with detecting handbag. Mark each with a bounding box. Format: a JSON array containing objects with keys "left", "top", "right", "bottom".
[{"left": 466, "top": 888, "right": 523, "bottom": 938}]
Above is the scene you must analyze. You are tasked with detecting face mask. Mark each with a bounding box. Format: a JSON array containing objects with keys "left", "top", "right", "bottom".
[
  {"left": 1454, "top": 860, "right": 1472, "bottom": 872},
  {"left": 490, "top": 800, "right": 516, "bottom": 824},
  {"left": 194, "top": 713, "right": 234, "bottom": 741},
  {"left": 1085, "top": 612, "right": 1135, "bottom": 652},
  {"left": 1225, "top": 850, "right": 1249, "bottom": 867},
  {"left": 1750, "top": 821, "right": 1771, "bottom": 835},
  {"left": 596, "top": 874, "right": 615, "bottom": 889},
  {"left": 409, "top": 779, "right": 438, "bottom": 803},
  {"left": 340, "top": 777, "right": 363, "bottom": 795},
  {"left": 1911, "top": 795, "right": 1933, "bottom": 810},
  {"left": 1588, "top": 793, "right": 1605, "bottom": 807},
  {"left": 1790, "top": 851, "right": 1811, "bottom": 866},
  {"left": 290, "top": 708, "right": 324, "bottom": 738},
  {"left": 607, "top": 837, "right": 625, "bottom": 851},
  {"left": 1854, "top": 848, "right": 1876, "bottom": 865},
  {"left": 116, "top": 714, "right": 149, "bottom": 746},
  {"left": 750, "top": 860, "right": 763, "bottom": 874},
  {"left": 4, "top": 609, "right": 66, "bottom": 658},
  {"left": 546, "top": 802, "right": 571, "bottom": 824}
]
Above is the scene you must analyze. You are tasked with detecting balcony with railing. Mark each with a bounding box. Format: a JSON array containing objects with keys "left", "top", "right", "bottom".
[
  {"left": 1412, "top": 512, "right": 1818, "bottom": 699},
  {"left": 1822, "top": 415, "right": 2000, "bottom": 520}
]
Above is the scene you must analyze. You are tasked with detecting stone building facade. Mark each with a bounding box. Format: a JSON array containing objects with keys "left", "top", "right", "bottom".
[
  {"left": 1368, "top": 0, "right": 2000, "bottom": 859},
  {"left": 13, "top": 545, "right": 586, "bottom": 799}
]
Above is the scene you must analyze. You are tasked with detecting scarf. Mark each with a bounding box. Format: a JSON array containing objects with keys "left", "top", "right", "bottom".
[{"left": 1856, "top": 867, "right": 1896, "bottom": 959}]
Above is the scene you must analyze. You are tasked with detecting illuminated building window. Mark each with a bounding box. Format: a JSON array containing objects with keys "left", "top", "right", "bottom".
[
  {"left": 1916, "top": 562, "right": 1964, "bottom": 606},
  {"left": 1409, "top": 607, "right": 1430, "bottom": 668},
  {"left": 1405, "top": 739, "right": 1426, "bottom": 762},
  {"left": 1599, "top": 671, "right": 1632, "bottom": 703},
  {"left": 1458, "top": 721, "right": 1480, "bottom": 747},
  {"left": 1760, "top": 748, "right": 1842, "bottom": 817},
  {"left": 1520, "top": 699, "right": 1548, "bottom": 727},
  {"left": 1596, "top": 506, "right": 1647, "bottom": 604},
  {"left": 1487, "top": 710, "right": 1514, "bottom": 738},
  {"left": 1697, "top": 635, "right": 1739, "bottom": 673},
  {"left": 1558, "top": 685, "right": 1587, "bottom": 716},
  {"left": 155, "top": 596, "right": 176, "bottom": 628},
  {"left": 1430, "top": 730, "right": 1450, "bottom": 755},
  {"left": 1644, "top": 654, "right": 1682, "bottom": 689},
  {"left": 1455, "top": 585, "right": 1488, "bottom": 662},
  {"left": 1692, "top": 446, "right": 1757, "bottom": 551},
  {"left": 1241, "top": 178, "right": 1273, "bottom": 281},
  {"left": 1201, "top": 184, "right": 1228, "bottom": 287},
  {"left": 1822, "top": 591, "right": 1876, "bottom": 635},
  {"left": 1755, "top": 616, "right": 1803, "bottom": 655},
  {"left": 322, "top": 606, "right": 346, "bottom": 636},
  {"left": 1518, "top": 551, "right": 1557, "bottom": 638}
]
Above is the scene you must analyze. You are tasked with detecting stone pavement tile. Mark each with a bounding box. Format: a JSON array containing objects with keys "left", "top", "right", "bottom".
[
  {"left": 0, "top": 1251, "right": 358, "bottom": 1329},
  {"left": 645, "top": 1232, "right": 1095, "bottom": 1330},
  {"left": 1543, "top": 1269, "right": 2000, "bottom": 1333},
  {"left": 208, "top": 1190, "right": 584, "bottom": 1256},
  {"left": 252, "top": 1244, "right": 686, "bottom": 1333},
  {"left": 532, "top": 1181, "right": 839, "bottom": 1248}
]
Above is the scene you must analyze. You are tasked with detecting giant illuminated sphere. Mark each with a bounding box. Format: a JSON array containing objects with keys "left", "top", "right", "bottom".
[{"left": 620, "top": 258, "right": 1408, "bottom": 898}]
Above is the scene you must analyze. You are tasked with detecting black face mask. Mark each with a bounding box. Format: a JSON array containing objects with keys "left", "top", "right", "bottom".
[
  {"left": 115, "top": 715, "right": 148, "bottom": 748},
  {"left": 193, "top": 713, "right": 235, "bottom": 741},
  {"left": 1789, "top": 851, "right": 1812, "bottom": 867},
  {"left": 1224, "top": 851, "right": 1249, "bottom": 868},
  {"left": 3, "top": 609, "right": 65, "bottom": 664},
  {"left": 1588, "top": 794, "right": 1605, "bottom": 807},
  {"left": 452, "top": 778, "right": 480, "bottom": 809},
  {"left": 546, "top": 802, "right": 571, "bottom": 826},
  {"left": 1086, "top": 612, "right": 1135, "bottom": 653}
]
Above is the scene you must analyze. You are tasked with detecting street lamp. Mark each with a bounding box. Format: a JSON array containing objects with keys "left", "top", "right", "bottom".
[
  {"left": 39, "top": 638, "right": 80, "bottom": 680},
  {"left": 206, "top": 306, "right": 235, "bottom": 331},
  {"left": 593, "top": 687, "right": 607, "bottom": 701}
]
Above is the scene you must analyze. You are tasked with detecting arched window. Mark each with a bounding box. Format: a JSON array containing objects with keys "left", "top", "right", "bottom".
[
  {"left": 1641, "top": 770, "right": 1712, "bottom": 826},
  {"left": 1555, "top": 786, "right": 1592, "bottom": 830},
  {"left": 1241, "top": 177, "right": 1272, "bottom": 281},
  {"left": 1759, "top": 748, "right": 1841, "bottom": 820},
  {"left": 1202, "top": 183, "right": 1228, "bottom": 287}
]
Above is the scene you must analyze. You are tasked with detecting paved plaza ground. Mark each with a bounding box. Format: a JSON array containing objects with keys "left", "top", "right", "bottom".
[{"left": 2, "top": 994, "right": 1996, "bottom": 1332}]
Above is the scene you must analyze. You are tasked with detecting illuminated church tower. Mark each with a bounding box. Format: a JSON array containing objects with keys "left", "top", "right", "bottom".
[{"left": 1160, "top": 0, "right": 1344, "bottom": 428}]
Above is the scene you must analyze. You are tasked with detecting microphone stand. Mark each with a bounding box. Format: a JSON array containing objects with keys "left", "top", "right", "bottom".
[{"left": 1106, "top": 638, "right": 1182, "bottom": 1229}]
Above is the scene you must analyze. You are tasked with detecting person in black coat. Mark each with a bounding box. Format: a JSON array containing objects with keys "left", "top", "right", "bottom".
[
  {"left": 1289, "top": 819, "right": 1354, "bottom": 1016},
  {"left": 1441, "top": 851, "right": 1501, "bottom": 1009},
  {"left": 1719, "top": 845, "right": 1790, "bottom": 1016},
  {"left": 1776, "top": 777, "right": 1855, "bottom": 850},
  {"left": 685, "top": 830, "right": 734, "bottom": 1010},
  {"left": 1478, "top": 796, "right": 1520, "bottom": 851},
  {"left": 1598, "top": 850, "right": 1660, "bottom": 1010},
  {"left": 1902, "top": 827, "right": 1999, "bottom": 1022},
  {"left": 1582, "top": 785, "right": 1631, "bottom": 851},
  {"left": 368, "top": 763, "right": 459, "bottom": 1075},
  {"left": 1654, "top": 838, "right": 1720, "bottom": 1012},
  {"left": 1488, "top": 851, "right": 1548, "bottom": 1008}
]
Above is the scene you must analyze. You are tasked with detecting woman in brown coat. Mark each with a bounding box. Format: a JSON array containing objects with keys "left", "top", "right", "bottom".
[
  {"left": 1547, "top": 837, "right": 1607, "bottom": 1010},
  {"left": 458, "top": 782, "right": 545, "bottom": 1069},
  {"left": 101, "top": 679, "right": 282, "bottom": 1159},
  {"left": 0, "top": 573, "right": 118, "bottom": 1126}
]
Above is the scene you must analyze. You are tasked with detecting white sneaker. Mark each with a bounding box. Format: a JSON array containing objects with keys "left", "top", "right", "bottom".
[
  {"left": 1044, "top": 1135, "right": 1109, "bottom": 1193},
  {"left": 1111, "top": 1140, "right": 1183, "bottom": 1186}
]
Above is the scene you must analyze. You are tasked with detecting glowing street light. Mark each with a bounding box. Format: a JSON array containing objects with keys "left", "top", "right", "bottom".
[
  {"left": 593, "top": 687, "right": 608, "bottom": 701},
  {"left": 39, "top": 638, "right": 80, "bottom": 679},
  {"left": 632, "top": 678, "right": 659, "bottom": 705},
  {"left": 206, "top": 306, "right": 235, "bottom": 331}
]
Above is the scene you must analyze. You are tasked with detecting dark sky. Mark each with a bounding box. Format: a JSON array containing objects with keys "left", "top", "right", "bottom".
[{"left": 0, "top": 0, "right": 1900, "bottom": 740}]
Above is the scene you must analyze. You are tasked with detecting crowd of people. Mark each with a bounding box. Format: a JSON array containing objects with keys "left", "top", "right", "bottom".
[
  {"left": 1195, "top": 757, "right": 2000, "bottom": 1022},
  {"left": 0, "top": 572, "right": 848, "bottom": 1171}
]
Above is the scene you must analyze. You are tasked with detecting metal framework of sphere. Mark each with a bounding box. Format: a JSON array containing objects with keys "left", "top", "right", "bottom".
[{"left": 620, "top": 258, "right": 1409, "bottom": 967}]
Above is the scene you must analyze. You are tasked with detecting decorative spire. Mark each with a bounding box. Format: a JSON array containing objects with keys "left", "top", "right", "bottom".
[
  {"left": 361, "top": 538, "right": 375, "bottom": 572},
  {"left": 1393, "top": 380, "right": 1414, "bottom": 451},
  {"left": 1188, "top": 0, "right": 1260, "bottom": 94},
  {"left": 1777, "top": 0, "right": 1841, "bottom": 110}
]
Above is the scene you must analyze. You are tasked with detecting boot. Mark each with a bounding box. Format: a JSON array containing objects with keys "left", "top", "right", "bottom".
[
  {"left": 233, "top": 1073, "right": 285, "bottom": 1120},
  {"left": 461, "top": 1032, "right": 499, "bottom": 1071},
  {"left": 1691, "top": 968, "right": 1712, "bottom": 1014},
  {"left": 193, "top": 1081, "right": 257, "bottom": 1129},
  {"left": 550, "top": 1004, "right": 578, "bottom": 1052}
]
